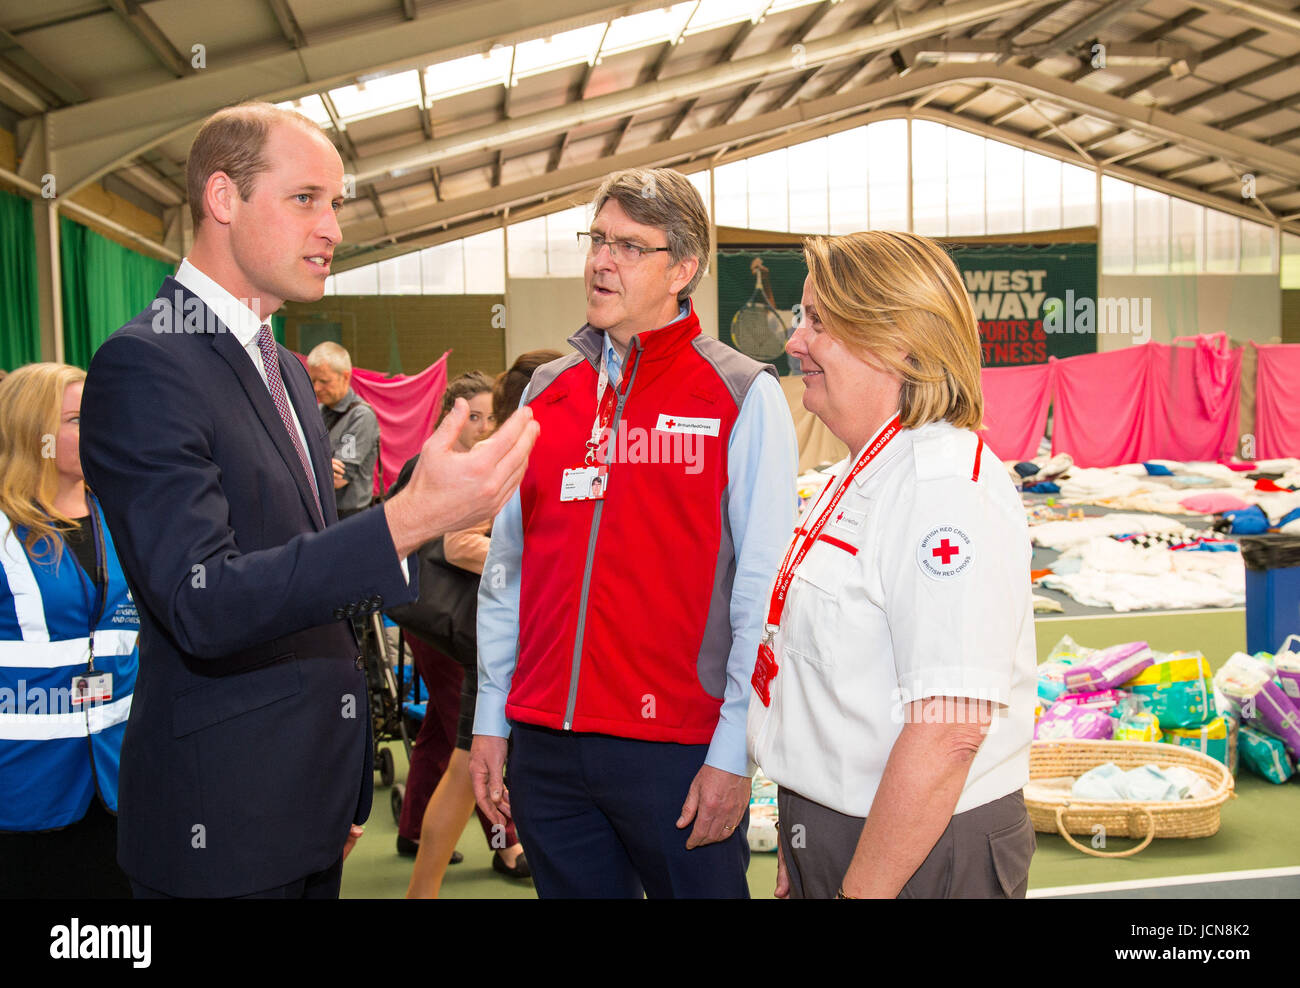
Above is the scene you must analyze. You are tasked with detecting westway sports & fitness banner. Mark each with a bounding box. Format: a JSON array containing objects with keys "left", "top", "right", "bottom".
[
  {"left": 949, "top": 243, "right": 1097, "bottom": 367},
  {"left": 717, "top": 242, "right": 1098, "bottom": 369}
]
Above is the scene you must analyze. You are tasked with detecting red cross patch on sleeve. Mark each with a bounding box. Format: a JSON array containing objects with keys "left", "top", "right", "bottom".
[{"left": 916, "top": 526, "right": 974, "bottom": 580}]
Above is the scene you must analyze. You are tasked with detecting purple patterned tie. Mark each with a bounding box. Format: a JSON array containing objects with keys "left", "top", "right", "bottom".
[{"left": 256, "top": 324, "right": 323, "bottom": 521}]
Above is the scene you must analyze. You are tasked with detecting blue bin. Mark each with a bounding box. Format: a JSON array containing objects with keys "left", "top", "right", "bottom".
[{"left": 1240, "top": 536, "right": 1300, "bottom": 655}]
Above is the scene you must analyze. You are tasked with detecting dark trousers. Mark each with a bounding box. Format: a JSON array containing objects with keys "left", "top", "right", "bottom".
[
  {"left": 777, "top": 786, "right": 1035, "bottom": 899},
  {"left": 130, "top": 855, "right": 344, "bottom": 899},
  {"left": 0, "top": 798, "right": 131, "bottom": 898},
  {"left": 507, "top": 722, "right": 750, "bottom": 898}
]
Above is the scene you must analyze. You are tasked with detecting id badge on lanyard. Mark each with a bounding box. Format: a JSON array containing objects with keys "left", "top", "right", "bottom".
[
  {"left": 560, "top": 347, "right": 616, "bottom": 502},
  {"left": 69, "top": 500, "right": 112, "bottom": 706}
]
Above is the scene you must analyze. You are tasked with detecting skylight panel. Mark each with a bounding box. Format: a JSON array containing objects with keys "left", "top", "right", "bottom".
[
  {"left": 424, "top": 47, "right": 514, "bottom": 102},
  {"left": 278, "top": 94, "right": 333, "bottom": 129},
  {"left": 513, "top": 24, "right": 607, "bottom": 81},
  {"left": 329, "top": 70, "right": 421, "bottom": 123},
  {"left": 603, "top": 3, "right": 696, "bottom": 56},
  {"left": 685, "top": 0, "right": 767, "bottom": 36}
]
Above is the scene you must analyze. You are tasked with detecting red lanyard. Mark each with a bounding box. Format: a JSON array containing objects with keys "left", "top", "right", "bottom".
[{"left": 763, "top": 413, "right": 901, "bottom": 636}]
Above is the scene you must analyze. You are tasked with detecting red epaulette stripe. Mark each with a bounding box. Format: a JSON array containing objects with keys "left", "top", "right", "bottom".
[
  {"left": 817, "top": 533, "right": 859, "bottom": 556},
  {"left": 972, "top": 436, "right": 984, "bottom": 482}
]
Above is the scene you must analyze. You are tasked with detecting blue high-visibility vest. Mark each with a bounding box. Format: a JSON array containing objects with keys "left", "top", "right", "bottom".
[{"left": 0, "top": 493, "right": 139, "bottom": 831}]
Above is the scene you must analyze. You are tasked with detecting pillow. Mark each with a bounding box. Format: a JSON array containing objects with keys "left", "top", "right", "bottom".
[{"left": 1179, "top": 492, "right": 1251, "bottom": 514}]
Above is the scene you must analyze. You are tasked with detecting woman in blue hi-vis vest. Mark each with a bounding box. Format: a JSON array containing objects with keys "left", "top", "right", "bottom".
[{"left": 0, "top": 363, "right": 139, "bottom": 897}]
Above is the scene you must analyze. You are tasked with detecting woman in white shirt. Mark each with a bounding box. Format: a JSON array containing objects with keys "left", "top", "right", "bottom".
[{"left": 747, "top": 232, "right": 1037, "bottom": 899}]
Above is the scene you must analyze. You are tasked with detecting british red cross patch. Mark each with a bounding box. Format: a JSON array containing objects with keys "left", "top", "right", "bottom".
[{"left": 916, "top": 526, "right": 974, "bottom": 580}]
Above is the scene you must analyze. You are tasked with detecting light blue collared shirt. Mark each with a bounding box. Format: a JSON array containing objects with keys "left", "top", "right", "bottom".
[{"left": 474, "top": 309, "right": 798, "bottom": 776}]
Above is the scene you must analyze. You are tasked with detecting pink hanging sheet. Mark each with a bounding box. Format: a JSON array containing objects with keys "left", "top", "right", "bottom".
[
  {"left": 1148, "top": 339, "right": 1241, "bottom": 464},
  {"left": 1254, "top": 342, "right": 1300, "bottom": 459},
  {"left": 979, "top": 362, "right": 1053, "bottom": 462},
  {"left": 1050, "top": 348, "right": 1150, "bottom": 467},
  {"left": 294, "top": 352, "right": 449, "bottom": 494},
  {"left": 1051, "top": 341, "right": 1240, "bottom": 467}
]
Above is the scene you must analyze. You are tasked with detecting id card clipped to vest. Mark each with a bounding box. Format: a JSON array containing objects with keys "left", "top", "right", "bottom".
[
  {"left": 70, "top": 672, "right": 112, "bottom": 706},
  {"left": 561, "top": 465, "right": 607, "bottom": 502}
]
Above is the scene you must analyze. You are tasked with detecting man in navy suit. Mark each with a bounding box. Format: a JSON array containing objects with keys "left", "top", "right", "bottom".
[{"left": 79, "top": 103, "right": 537, "bottom": 898}]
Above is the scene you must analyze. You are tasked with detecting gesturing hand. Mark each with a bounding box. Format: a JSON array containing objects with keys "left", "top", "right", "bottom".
[{"left": 385, "top": 399, "right": 538, "bottom": 558}]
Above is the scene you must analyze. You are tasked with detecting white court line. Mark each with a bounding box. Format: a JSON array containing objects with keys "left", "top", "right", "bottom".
[
  {"left": 1029, "top": 865, "right": 1300, "bottom": 898},
  {"left": 1035, "top": 607, "right": 1245, "bottom": 622}
]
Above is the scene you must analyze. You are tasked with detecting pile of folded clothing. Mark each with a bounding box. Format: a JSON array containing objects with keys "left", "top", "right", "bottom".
[{"left": 1037, "top": 533, "right": 1245, "bottom": 611}]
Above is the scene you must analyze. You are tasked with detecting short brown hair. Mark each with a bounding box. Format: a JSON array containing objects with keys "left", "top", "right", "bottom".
[
  {"left": 802, "top": 231, "right": 984, "bottom": 431},
  {"left": 494, "top": 349, "right": 563, "bottom": 423},
  {"left": 591, "top": 168, "right": 709, "bottom": 300},
  {"left": 187, "top": 102, "right": 325, "bottom": 227},
  {"left": 437, "top": 371, "right": 495, "bottom": 425}
]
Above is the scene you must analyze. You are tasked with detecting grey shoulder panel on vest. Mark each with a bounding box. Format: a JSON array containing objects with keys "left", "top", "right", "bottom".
[
  {"left": 523, "top": 352, "right": 587, "bottom": 406},
  {"left": 690, "top": 335, "right": 778, "bottom": 411}
]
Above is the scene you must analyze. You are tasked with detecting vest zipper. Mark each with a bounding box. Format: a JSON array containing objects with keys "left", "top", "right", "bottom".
[{"left": 562, "top": 340, "right": 643, "bottom": 730}]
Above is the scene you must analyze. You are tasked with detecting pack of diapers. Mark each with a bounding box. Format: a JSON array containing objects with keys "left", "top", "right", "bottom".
[
  {"left": 1275, "top": 635, "right": 1300, "bottom": 704},
  {"left": 1214, "top": 652, "right": 1300, "bottom": 759},
  {"left": 1162, "top": 716, "right": 1232, "bottom": 770},
  {"left": 1038, "top": 635, "right": 1091, "bottom": 703},
  {"left": 1114, "top": 695, "right": 1162, "bottom": 742},
  {"left": 1238, "top": 724, "right": 1296, "bottom": 784},
  {"left": 1063, "top": 641, "right": 1154, "bottom": 694},
  {"left": 748, "top": 771, "right": 778, "bottom": 853},
  {"left": 1035, "top": 695, "right": 1117, "bottom": 741},
  {"left": 1126, "top": 651, "right": 1212, "bottom": 728}
]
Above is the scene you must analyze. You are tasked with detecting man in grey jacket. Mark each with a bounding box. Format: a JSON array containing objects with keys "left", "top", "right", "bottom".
[{"left": 309, "top": 342, "right": 380, "bottom": 518}]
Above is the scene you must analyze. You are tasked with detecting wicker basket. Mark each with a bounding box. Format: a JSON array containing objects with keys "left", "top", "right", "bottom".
[{"left": 1027, "top": 739, "right": 1235, "bottom": 858}]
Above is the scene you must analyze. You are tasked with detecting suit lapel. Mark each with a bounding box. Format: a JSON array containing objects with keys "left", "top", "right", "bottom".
[
  {"left": 165, "top": 279, "right": 326, "bottom": 532},
  {"left": 280, "top": 346, "right": 339, "bottom": 527}
]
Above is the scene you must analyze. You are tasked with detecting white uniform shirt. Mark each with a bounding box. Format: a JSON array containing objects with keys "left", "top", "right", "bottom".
[{"left": 747, "top": 418, "right": 1036, "bottom": 818}]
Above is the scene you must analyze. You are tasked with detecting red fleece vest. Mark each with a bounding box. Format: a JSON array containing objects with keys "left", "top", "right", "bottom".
[{"left": 507, "top": 310, "right": 746, "bottom": 743}]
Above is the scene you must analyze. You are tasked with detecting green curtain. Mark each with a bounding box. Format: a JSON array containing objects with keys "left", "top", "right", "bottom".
[
  {"left": 60, "top": 216, "right": 173, "bottom": 369},
  {"left": 0, "top": 188, "right": 41, "bottom": 370}
]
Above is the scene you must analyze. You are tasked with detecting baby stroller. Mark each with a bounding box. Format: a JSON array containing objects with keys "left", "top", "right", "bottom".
[{"left": 356, "top": 612, "right": 425, "bottom": 823}]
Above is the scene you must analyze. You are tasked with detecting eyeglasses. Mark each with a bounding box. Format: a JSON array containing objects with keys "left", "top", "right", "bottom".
[{"left": 576, "top": 232, "right": 672, "bottom": 264}]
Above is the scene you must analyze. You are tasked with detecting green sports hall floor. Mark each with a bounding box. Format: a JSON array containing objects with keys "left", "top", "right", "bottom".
[{"left": 342, "top": 607, "right": 1300, "bottom": 899}]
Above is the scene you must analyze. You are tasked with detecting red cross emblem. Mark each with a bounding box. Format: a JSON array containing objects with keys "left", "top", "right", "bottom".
[
  {"left": 836, "top": 511, "right": 843, "bottom": 522},
  {"left": 666, "top": 419, "right": 676, "bottom": 429},
  {"left": 931, "top": 539, "right": 960, "bottom": 564}
]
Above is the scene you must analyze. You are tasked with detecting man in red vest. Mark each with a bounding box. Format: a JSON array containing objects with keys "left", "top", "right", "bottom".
[{"left": 469, "top": 168, "right": 798, "bottom": 897}]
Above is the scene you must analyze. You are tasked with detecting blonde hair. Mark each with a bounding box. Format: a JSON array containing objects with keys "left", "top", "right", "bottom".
[
  {"left": 187, "top": 101, "right": 326, "bottom": 227},
  {"left": 802, "top": 231, "right": 984, "bottom": 430},
  {"left": 0, "top": 363, "right": 87, "bottom": 564}
]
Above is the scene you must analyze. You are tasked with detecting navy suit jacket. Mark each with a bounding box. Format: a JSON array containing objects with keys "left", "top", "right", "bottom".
[{"left": 80, "top": 277, "right": 417, "bottom": 897}]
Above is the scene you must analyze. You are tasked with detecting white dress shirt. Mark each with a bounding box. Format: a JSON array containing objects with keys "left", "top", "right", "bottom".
[{"left": 173, "top": 259, "right": 317, "bottom": 487}]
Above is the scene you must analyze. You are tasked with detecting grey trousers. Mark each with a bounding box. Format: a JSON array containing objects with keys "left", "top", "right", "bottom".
[{"left": 776, "top": 787, "right": 1036, "bottom": 899}]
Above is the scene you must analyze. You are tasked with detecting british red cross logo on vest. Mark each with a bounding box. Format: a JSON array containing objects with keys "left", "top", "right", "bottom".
[{"left": 917, "top": 526, "right": 974, "bottom": 580}]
